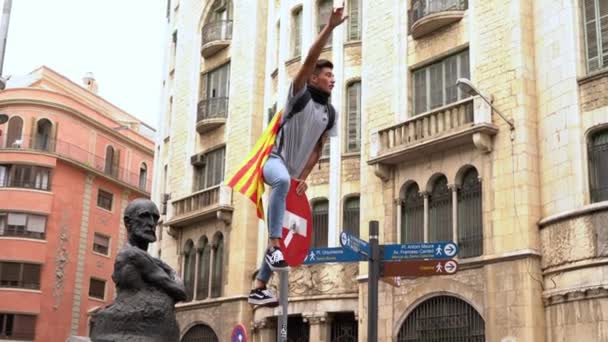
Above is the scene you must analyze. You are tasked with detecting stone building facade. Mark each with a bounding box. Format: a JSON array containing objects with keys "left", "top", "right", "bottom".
[{"left": 153, "top": 0, "right": 608, "bottom": 341}]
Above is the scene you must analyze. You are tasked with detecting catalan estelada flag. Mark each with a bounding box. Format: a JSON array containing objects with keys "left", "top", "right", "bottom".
[{"left": 226, "top": 111, "right": 283, "bottom": 219}]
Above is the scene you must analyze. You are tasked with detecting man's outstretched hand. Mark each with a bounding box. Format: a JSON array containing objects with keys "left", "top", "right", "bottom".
[{"left": 328, "top": 2, "right": 349, "bottom": 29}]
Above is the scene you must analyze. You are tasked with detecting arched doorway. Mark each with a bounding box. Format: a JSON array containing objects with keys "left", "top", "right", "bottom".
[
  {"left": 397, "top": 295, "right": 485, "bottom": 341},
  {"left": 34, "top": 118, "right": 53, "bottom": 151},
  {"left": 181, "top": 324, "right": 218, "bottom": 342}
]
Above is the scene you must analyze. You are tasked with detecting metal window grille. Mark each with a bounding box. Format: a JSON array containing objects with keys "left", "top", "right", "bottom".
[
  {"left": 457, "top": 168, "right": 483, "bottom": 258},
  {"left": 343, "top": 196, "right": 360, "bottom": 238},
  {"left": 331, "top": 312, "right": 358, "bottom": 341},
  {"left": 401, "top": 183, "right": 424, "bottom": 243},
  {"left": 397, "top": 295, "right": 485, "bottom": 342},
  {"left": 181, "top": 324, "right": 219, "bottom": 342},
  {"left": 589, "top": 129, "right": 608, "bottom": 202},
  {"left": 428, "top": 176, "right": 452, "bottom": 242},
  {"left": 312, "top": 200, "right": 329, "bottom": 248}
]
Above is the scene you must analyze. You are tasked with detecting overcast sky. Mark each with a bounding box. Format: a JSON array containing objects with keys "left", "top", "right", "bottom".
[{"left": 3, "top": 0, "right": 166, "bottom": 129}]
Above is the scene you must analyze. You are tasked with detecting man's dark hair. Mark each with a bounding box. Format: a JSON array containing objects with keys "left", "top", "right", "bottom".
[{"left": 313, "top": 59, "right": 334, "bottom": 75}]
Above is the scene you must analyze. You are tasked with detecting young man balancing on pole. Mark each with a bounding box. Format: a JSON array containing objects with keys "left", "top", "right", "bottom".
[{"left": 247, "top": 3, "right": 348, "bottom": 306}]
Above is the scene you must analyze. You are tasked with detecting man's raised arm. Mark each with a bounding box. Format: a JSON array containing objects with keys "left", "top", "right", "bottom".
[{"left": 292, "top": 2, "right": 348, "bottom": 94}]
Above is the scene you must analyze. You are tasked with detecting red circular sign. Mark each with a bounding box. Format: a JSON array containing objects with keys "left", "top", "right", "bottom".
[
  {"left": 231, "top": 324, "right": 247, "bottom": 342},
  {"left": 279, "top": 178, "right": 312, "bottom": 266}
]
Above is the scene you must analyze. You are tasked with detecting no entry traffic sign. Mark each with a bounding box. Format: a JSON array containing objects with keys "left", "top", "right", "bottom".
[
  {"left": 381, "top": 259, "right": 459, "bottom": 277},
  {"left": 279, "top": 179, "right": 312, "bottom": 266}
]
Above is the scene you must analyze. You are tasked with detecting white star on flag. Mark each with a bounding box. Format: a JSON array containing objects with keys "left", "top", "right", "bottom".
[{"left": 283, "top": 210, "right": 307, "bottom": 247}]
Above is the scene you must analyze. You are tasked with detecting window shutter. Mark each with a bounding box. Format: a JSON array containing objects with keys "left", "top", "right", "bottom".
[
  {"left": 112, "top": 149, "right": 121, "bottom": 178},
  {"left": 26, "top": 215, "right": 46, "bottom": 233},
  {"left": 8, "top": 213, "right": 27, "bottom": 226},
  {"left": 293, "top": 9, "right": 302, "bottom": 57},
  {"left": 429, "top": 63, "right": 443, "bottom": 110},
  {"left": 444, "top": 55, "right": 458, "bottom": 104},
  {"left": 413, "top": 70, "right": 427, "bottom": 115},
  {"left": 21, "top": 264, "right": 40, "bottom": 289},
  {"left": 105, "top": 147, "right": 114, "bottom": 175},
  {"left": 1, "top": 262, "right": 20, "bottom": 284},
  {"left": 348, "top": 0, "right": 361, "bottom": 40},
  {"left": 346, "top": 82, "right": 361, "bottom": 152}
]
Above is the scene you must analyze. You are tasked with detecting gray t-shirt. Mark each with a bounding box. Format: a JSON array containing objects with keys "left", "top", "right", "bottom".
[{"left": 272, "top": 83, "right": 339, "bottom": 178}]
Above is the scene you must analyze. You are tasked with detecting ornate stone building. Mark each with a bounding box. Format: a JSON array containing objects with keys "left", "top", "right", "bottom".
[{"left": 153, "top": 0, "right": 608, "bottom": 341}]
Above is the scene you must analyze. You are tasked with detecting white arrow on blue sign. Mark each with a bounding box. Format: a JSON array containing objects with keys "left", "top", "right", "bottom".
[
  {"left": 339, "top": 232, "right": 369, "bottom": 256},
  {"left": 382, "top": 242, "right": 459, "bottom": 261},
  {"left": 303, "top": 247, "right": 366, "bottom": 264}
]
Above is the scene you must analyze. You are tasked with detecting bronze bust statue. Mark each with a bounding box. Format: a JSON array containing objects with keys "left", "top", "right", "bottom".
[{"left": 90, "top": 199, "right": 186, "bottom": 342}]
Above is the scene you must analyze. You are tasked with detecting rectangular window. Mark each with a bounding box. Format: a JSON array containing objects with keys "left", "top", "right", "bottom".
[
  {"left": 346, "top": 82, "right": 361, "bottom": 153},
  {"left": 0, "top": 164, "right": 51, "bottom": 191},
  {"left": 312, "top": 201, "right": 329, "bottom": 248},
  {"left": 348, "top": 0, "right": 362, "bottom": 41},
  {"left": 0, "top": 313, "right": 36, "bottom": 340},
  {"left": 0, "top": 262, "right": 41, "bottom": 289},
  {"left": 292, "top": 8, "right": 302, "bottom": 57},
  {"left": 0, "top": 212, "right": 46, "bottom": 239},
  {"left": 93, "top": 233, "right": 110, "bottom": 255},
  {"left": 201, "top": 63, "right": 230, "bottom": 119},
  {"left": 88, "top": 278, "right": 106, "bottom": 300},
  {"left": 318, "top": 0, "right": 333, "bottom": 46},
  {"left": 583, "top": 0, "right": 608, "bottom": 72},
  {"left": 412, "top": 49, "right": 470, "bottom": 115},
  {"left": 195, "top": 147, "right": 225, "bottom": 190},
  {"left": 97, "top": 189, "right": 113, "bottom": 211}
]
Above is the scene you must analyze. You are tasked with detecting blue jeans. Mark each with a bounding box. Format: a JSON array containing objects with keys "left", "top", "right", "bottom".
[{"left": 256, "top": 156, "right": 290, "bottom": 283}]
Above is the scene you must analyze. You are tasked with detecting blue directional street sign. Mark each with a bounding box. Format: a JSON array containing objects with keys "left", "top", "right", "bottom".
[
  {"left": 303, "top": 247, "right": 366, "bottom": 264},
  {"left": 340, "top": 231, "right": 370, "bottom": 256},
  {"left": 382, "top": 242, "right": 459, "bottom": 261}
]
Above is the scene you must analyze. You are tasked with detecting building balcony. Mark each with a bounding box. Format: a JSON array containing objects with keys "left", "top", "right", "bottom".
[
  {"left": 196, "top": 97, "right": 229, "bottom": 134},
  {"left": 0, "top": 135, "right": 151, "bottom": 193},
  {"left": 368, "top": 96, "right": 498, "bottom": 180},
  {"left": 201, "top": 20, "right": 233, "bottom": 58},
  {"left": 166, "top": 185, "right": 233, "bottom": 229},
  {"left": 409, "top": 0, "right": 467, "bottom": 39}
]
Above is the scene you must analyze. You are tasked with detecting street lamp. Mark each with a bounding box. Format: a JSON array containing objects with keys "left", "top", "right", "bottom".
[{"left": 456, "top": 78, "right": 515, "bottom": 131}]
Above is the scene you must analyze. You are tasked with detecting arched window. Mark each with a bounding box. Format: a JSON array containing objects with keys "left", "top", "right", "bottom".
[
  {"left": 312, "top": 199, "right": 329, "bottom": 248},
  {"left": 210, "top": 233, "right": 223, "bottom": 298},
  {"left": 202, "top": 0, "right": 233, "bottom": 44},
  {"left": 139, "top": 163, "right": 148, "bottom": 190},
  {"left": 34, "top": 119, "right": 53, "bottom": 151},
  {"left": 457, "top": 168, "right": 483, "bottom": 258},
  {"left": 104, "top": 146, "right": 115, "bottom": 175},
  {"left": 183, "top": 240, "right": 196, "bottom": 301},
  {"left": 345, "top": 81, "right": 361, "bottom": 153},
  {"left": 6, "top": 116, "right": 23, "bottom": 148},
  {"left": 428, "top": 175, "right": 452, "bottom": 242},
  {"left": 196, "top": 236, "right": 211, "bottom": 300},
  {"left": 181, "top": 324, "right": 218, "bottom": 342},
  {"left": 397, "top": 296, "right": 485, "bottom": 341},
  {"left": 401, "top": 183, "right": 424, "bottom": 243},
  {"left": 589, "top": 129, "right": 608, "bottom": 202},
  {"left": 343, "top": 196, "right": 360, "bottom": 237},
  {"left": 317, "top": 0, "right": 333, "bottom": 45}
]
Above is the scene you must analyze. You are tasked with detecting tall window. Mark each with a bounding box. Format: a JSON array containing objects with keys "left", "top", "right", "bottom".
[
  {"left": 139, "top": 163, "right": 148, "bottom": 190},
  {"left": 5, "top": 116, "right": 23, "bottom": 148},
  {"left": 104, "top": 146, "right": 120, "bottom": 177},
  {"left": 275, "top": 22, "right": 281, "bottom": 68},
  {"left": 194, "top": 147, "right": 225, "bottom": 190},
  {"left": 0, "top": 313, "right": 37, "bottom": 340},
  {"left": 346, "top": 81, "right": 361, "bottom": 153},
  {"left": 583, "top": 0, "right": 608, "bottom": 72},
  {"left": 0, "top": 212, "right": 47, "bottom": 239},
  {"left": 210, "top": 233, "right": 224, "bottom": 298},
  {"left": 401, "top": 183, "right": 424, "bottom": 243},
  {"left": 0, "top": 262, "right": 41, "bottom": 289},
  {"left": 413, "top": 49, "right": 470, "bottom": 115},
  {"left": 183, "top": 240, "right": 196, "bottom": 301},
  {"left": 0, "top": 165, "right": 51, "bottom": 191},
  {"left": 292, "top": 7, "right": 302, "bottom": 58},
  {"left": 428, "top": 175, "right": 452, "bottom": 242},
  {"left": 312, "top": 200, "right": 329, "bottom": 248},
  {"left": 457, "top": 168, "right": 483, "bottom": 258},
  {"left": 589, "top": 129, "right": 608, "bottom": 202},
  {"left": 93, "top": 233, "right": 110, "bottom": 255},
  {"left": 200, "top": 63, "right": 230, "bottom": 119},
  {"left": 196, "top": 236, "right": 211, "bottom": 300},
  {"left": 343, "top": 196, "right": 360, "bottom": 237},
  {"left": 318, "top": 0, "right": 333, "bottom": 46},
  {"left": 348, "top": 0, "right": 362, "bottom": 41},
  {"left": 97, "top": 189, "right": 113, "bottom": 211},
  {"left": 34, "top": 119, "right": 53, "bottom": 151}
]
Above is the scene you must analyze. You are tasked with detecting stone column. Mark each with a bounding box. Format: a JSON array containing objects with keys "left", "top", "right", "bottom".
[
  {"left": 422, "top": 191, "right": 429, "bottom": 242},
  {"left": 304, "top": 313, "right": 330, "bottom": 342},
  {"left": 449, "top": 184, "right": 459, "bottom": 244},
  {"left": 253, "top": 318, "right": 276, "bottom": 342}
]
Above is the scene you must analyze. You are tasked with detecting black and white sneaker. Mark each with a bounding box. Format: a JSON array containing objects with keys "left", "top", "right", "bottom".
[
  {"left": 265, "top": 246, "right": 290, "bottom": 271},
  {"left": 248, "top": 287, "right": 279, "bottom": 306}
]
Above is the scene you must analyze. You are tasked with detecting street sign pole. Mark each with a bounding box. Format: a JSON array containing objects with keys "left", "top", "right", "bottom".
[
  {"left": 277, "top": 270, "right": 288, "bottom": 342},
  {"left": 368, "top": 221, "right": 379, "bottom": 342}
]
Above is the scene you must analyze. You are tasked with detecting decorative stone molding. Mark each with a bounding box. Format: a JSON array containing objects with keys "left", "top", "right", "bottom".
[
  {"left": 302, "top": 312, "right": 327, "bottom": 325},
  {"left": 268, "top": 263, "right": 358, "bottom": 296},
  {"left": 543, "top": 285, "right": 608, "bottom": 306}
]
